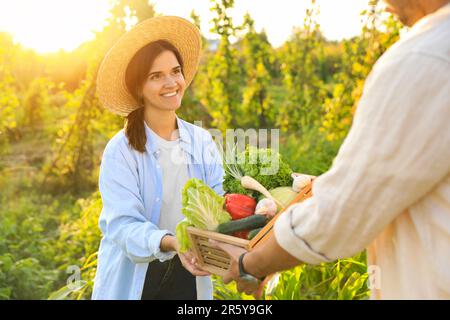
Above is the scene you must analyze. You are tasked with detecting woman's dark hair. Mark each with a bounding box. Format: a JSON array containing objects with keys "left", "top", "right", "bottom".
[{"left": 124, "top": 40, "right": 184, "bottom": 153}]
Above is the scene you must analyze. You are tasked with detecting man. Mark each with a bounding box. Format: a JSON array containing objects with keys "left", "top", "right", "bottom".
[{"left": 211, "top": 0, "right": 450, "bottom": 299}]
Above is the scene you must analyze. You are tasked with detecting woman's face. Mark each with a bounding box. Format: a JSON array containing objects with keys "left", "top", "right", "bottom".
[{"left": 141, "top": 50, "right": 186, "bottom": 111}]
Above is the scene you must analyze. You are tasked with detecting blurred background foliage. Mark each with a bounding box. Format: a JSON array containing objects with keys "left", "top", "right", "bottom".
[{"left": 0, "top": 0, "right": 403, "bottom": 299}]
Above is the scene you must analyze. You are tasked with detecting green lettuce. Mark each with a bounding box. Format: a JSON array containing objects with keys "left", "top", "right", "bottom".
[
  {"left": 175, "top": 220, "right": 192, "bottom": 253},
  {"left": 224, "top": 146, "right": 293, "bottom": 197},
  {"left": 175, "top": 178, "right": 231, "bottom": 252}
]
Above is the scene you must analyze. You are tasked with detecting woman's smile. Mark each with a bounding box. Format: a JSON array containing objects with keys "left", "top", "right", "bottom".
[{"left": 161, "top": 90, "right": 178, "bottom": 97}]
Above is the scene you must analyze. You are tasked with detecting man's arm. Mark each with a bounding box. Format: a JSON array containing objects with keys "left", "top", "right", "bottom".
[
  {"left": 244, "top": 234, "right": 302, "bottom": 279},
  {"left": 210, "top": 233, "right": 302, "bottom": 296}
]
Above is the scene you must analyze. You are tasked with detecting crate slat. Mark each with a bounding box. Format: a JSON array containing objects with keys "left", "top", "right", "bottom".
[
  {"left": 196, "top": 238, "right": 231, "bottom": 251},
  {"left": 198, "top": 247, "right": 230, "bottom": 262},
  {"left": 197, "top": 240, "right": 231, "bottom": 255},
  {"left": 186, "top": 231, "right": 205, "bottom": 266},
  {"left": 203, "top": 256, "right": 230, "bottom": 269},
  {"left": 199, "top": 264, "right": 229, "bottom": 277},
  {"left": 187, "top": 227, "right": 249, "bottom": 247},
  {"left": 199, "top": 251, "right": 229, "bottom": 264}
]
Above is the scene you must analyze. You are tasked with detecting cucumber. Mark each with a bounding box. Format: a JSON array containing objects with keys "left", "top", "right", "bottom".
[
  {"left": 247, "top": 227, "right": 263, "bottom": 240},
  {"left": 217, "top": 215, "right": 267, "bottom": 235}
]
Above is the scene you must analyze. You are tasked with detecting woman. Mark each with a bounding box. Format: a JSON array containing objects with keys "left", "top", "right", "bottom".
[{"left": 92, "top": 16, "right": 224, "bottom": 300}]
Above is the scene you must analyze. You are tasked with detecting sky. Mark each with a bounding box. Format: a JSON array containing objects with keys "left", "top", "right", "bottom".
[{"left": 0, "top": 0, "right": 373, "bottom": 53}]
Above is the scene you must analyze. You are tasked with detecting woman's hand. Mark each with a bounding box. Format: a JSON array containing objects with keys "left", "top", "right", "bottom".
[
  {"left": 177, "top": 249, "right": 211, "bottom": 276},
  {"left": 161, "top": 234, "right": 210, "bottom": 276}
]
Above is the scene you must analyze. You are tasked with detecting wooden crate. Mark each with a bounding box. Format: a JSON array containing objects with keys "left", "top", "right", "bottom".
[{"left": 186, "top": 179, "right": 314, "bottom": 277}]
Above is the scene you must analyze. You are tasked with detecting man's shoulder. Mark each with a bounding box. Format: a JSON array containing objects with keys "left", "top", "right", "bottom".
[
  {"left": 370, "top": 19, "right": 450, "bottom": 83},
  {"left": 413, "top": 18, "right": 450, "bottom": 61},
  {"left": 390, "top": 18, "right": 450, "bottom": 63}
]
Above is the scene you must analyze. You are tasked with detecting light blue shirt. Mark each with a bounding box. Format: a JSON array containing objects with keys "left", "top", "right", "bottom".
[{"left": 91, "top": 117, "right": 224, "bottom": 300}]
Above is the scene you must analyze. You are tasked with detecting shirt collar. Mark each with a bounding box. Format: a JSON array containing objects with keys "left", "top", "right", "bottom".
[
  {"left": 144, "top": 116, "right": 193, "bottom": 158},
  {"left": 406, "top": 3, "right": 450, "bottom": 37}
]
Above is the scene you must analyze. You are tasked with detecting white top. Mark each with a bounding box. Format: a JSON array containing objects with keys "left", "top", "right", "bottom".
[
  {"left": 148, "top": 127, "right": 189, "bottom": 234},
  {"left": 148, "top": 126, "right": 213, "bottom": 297},
  {"left": 274, "top": 4, "right": 450, "bottom": 299}
]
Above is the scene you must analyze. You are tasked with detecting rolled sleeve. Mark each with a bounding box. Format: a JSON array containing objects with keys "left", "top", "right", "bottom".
[
  {"left": 275, "top": 52, "right": 450, "bottom": 263},
  {"left": 274, "top": 200, "right": 332, "bottom": 265},
  {"left": 150, "top": 230, "right": 177, "bottom": 262},
  {"left": 99, "top": 150, "right": 176, "bottom": 264}
]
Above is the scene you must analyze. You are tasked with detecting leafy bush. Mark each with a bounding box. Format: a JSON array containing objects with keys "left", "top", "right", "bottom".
[
  {"left": 0, "top": 190, "right": 76, "bottom": 299},
  {"left": 213, "top": 252, "right": 370, "bottom": 300}
]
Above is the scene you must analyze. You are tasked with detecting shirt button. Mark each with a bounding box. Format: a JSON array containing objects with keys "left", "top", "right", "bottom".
[
  {"left": 156, "top": 165, "right": 160, "bottom": 169},
  {"left": 156, "top": 198, "right": 160, "bottom": 202}
]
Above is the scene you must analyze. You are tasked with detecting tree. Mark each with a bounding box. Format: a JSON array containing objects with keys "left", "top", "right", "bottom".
[
  {"left": 321, "top": 0, "right": 403, "bottom": 142},
  {"left": 176, "top": 10, "right": 214, "bottom": 125},
  {"left": 0, "top": 33, "right": 21, "bottom": 154},
  {"left": 239, "top": 13, "right": 277, "bottom": 129},
  {"left": 277, "top": 0, "right": 326, "bottom": 134},
  {"left": 196, "top": 0, "right": 243, "bottom": 132},
  {"left": 22, "top": 77, "right": 54, "bottom": 132}
]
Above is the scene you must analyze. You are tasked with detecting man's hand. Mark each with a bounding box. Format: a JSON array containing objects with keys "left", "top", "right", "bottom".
[
  {"left": 209, "top": 240, "right": 265, "bottom": 297},
  {"left": 209, "top": 234, "right": 303, "bottom": 298}
]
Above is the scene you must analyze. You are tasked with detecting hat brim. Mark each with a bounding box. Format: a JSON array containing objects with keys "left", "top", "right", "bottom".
[{"left": 96, "top": 16, "right": 202, "bottom": 116}]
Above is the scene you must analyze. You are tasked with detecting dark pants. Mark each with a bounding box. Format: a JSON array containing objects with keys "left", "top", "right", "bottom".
[{"left": 141, "top": 255, "right": 197, "bottom": 300}]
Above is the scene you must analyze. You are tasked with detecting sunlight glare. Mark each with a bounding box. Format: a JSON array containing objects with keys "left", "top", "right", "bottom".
[{"left": 0, "top": 0, "right": 111, "bottom": 53}]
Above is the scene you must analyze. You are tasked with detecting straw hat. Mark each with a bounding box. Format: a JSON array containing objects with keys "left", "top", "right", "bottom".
[{"left": 96, "top": 16, "right": 202, "bottom": 116}]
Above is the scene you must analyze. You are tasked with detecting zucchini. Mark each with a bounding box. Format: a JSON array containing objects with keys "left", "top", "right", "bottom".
[
  {"left": 217, "top": 215, "right": 267, "bottom": 235},
  {"left": 247, "top": 227, "right": 263, "bottom": 240}
]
